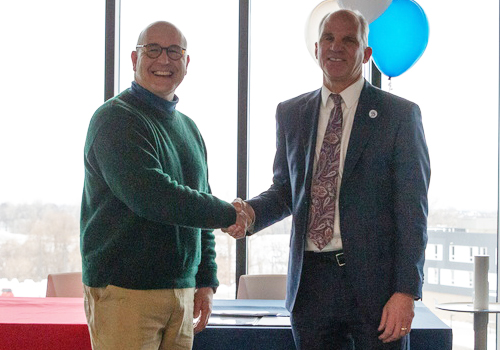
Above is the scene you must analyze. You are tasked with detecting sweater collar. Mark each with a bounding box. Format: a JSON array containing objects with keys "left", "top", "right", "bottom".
[{"left": 130, "top": 81, "right": 179, "bottom": 114}]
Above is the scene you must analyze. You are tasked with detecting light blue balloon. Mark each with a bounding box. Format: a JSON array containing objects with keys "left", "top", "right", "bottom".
[{"left": 368, "top": 0, "right": 429, "bottom": 78}]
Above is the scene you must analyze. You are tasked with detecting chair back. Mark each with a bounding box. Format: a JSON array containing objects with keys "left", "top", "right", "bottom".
[
  {"left": 237, "top": 274, "right": 287, "bottom": 300},
  {"left": 46, "top": 272, "right": 83, "bottom": 297}
]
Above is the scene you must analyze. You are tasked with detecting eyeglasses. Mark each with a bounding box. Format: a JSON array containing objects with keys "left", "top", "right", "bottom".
[{"left": 136, "top": 43, "right": 186, "bottom": 60}]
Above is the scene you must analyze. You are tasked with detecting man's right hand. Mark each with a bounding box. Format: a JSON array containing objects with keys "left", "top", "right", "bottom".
[{"left": 222, "top": 198, "right": 255, "bottom": 239}]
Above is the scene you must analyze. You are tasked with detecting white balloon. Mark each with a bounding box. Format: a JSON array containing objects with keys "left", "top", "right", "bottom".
[
  {"left": 338, "top": 0, "right": 392, "bottom": 23},
  {"left": 304, "top": 0, "right": 341, "bottom": 64}
]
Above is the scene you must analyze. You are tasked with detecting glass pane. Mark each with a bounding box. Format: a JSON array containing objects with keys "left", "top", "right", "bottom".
[
  {"left": 0, "top": 1, "right": 104, "bottom": 296},
  {"left": 380, "top": 1, "right": 499, "bottom": 349},
  {"left": 120, "top": 0, "right": 239, "bottom": 299},
  {"left": 247, "top": 0, "right": 321, "bottom": 275}
]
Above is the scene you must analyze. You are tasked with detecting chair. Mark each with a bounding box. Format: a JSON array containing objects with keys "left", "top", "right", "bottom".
[
  {"left": 236, "top": 274, "right": 287, "bottom": 300},
  {"left": 46, "top": 272, "right": 83, "bottom": 297}
]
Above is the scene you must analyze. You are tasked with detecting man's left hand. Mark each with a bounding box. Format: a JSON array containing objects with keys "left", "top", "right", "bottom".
[
  {"left": 378, "top": 292, "right": 415, "bottom": 343},
  {"left": 193, "top": 287, "right": 214, "bottom": 334}
]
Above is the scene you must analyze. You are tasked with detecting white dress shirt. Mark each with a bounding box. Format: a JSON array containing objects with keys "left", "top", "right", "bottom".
[{"left": 305, "top": 77, "right": 365, "bottom": 252}]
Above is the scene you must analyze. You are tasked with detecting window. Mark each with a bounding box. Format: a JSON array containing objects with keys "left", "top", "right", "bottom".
[
  {"left": 382, "top": 1, "right": 499, "bottom": 349},
  {"left": 440, "top": 269, "right": 473, "bottom": 288},
  {"left": 427, "top": 267, "right": 439, "bottom": 285},
  {"left": 247, "top": 0, "right": 321, "bottom": 275},
  {"left": 0, "top": 1, "right": 104, "bottom": 296},
  {"left": 449, "top": 245, "right": 477, "bottom": 263},
  {"left": 426, "top": 244, "right": 443, "bottom": 261}
]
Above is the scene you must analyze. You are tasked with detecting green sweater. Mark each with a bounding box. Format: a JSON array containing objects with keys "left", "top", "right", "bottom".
[{"left": 80, "top": 83, "right": 236, "bottom": 290}]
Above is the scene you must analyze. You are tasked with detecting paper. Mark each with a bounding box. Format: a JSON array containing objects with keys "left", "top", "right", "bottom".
[
  {"left": 208, "top": 316, "right": 260, "bottom": 326},
  {"left": 211, "top": 305, "right": 288, "bottom": 317},
  {"left": 257, "top": 316, "right": 291, "bottom": 327},
  {"left": 474, "top": 255, "right": 489, "bottom": 310}
]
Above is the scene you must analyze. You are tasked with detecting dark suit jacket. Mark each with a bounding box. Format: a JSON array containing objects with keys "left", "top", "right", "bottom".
[{"left": 247, "top": 80, "right": 430, "bottom": 322}]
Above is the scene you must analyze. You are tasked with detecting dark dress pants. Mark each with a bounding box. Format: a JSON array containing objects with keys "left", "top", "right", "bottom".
[{"left": 290, "top": 251, "right": 408, "bottom": 350}]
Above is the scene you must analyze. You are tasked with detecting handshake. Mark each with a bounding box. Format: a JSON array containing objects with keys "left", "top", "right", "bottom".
[{"left": 222, "top": 198, "right": 255, "bottom": 239}]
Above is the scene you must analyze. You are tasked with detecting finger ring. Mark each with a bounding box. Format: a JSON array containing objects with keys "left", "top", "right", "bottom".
[{"left": 401, "top": 327, "right": 408, "bottom": 331}]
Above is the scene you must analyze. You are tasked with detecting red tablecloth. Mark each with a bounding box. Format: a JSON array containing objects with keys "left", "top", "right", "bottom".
[
  {"left": 0, "top": 297, "right": 453, "bottom": 350},
  {"left": 0, "top": 297, "right": 91, "bottom": 350}
]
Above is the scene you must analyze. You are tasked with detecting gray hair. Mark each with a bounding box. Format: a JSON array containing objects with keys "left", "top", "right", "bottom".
[{"left": 318, "top": 9, "right": 369, "bottom": 49}]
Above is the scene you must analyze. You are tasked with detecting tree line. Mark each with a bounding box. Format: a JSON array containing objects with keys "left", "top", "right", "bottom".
[{"left": 0, "top": 202, "right": 81, "bottom": 281}]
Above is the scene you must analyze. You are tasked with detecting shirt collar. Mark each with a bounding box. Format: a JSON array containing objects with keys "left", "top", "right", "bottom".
[
  {"left": 130, "top": 81, "right": 179, "bottom": 114},
  {"left": 321, "top": 77, "right": 365, "bottom": 109}
]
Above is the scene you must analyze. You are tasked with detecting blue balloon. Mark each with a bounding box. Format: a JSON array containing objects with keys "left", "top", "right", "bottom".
[{"left": 368, "top": 0, "right": 429, "bottom": 78}]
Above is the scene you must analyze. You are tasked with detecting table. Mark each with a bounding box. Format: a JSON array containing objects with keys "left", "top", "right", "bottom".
[
  {"left": 194, "top": 299, "right": 294, "bottom": 350},
  {"left": 0, "top": 297, "right": 451, "bottom": 350},
  {"left": 194, "top": 300, "right": 452, "bottom": 350},
  {"left": 436, "top": 302, "right": 500, "bottom": 350},
  {"left": 0, "top": 297, "right": 90, "bottom": 350}
]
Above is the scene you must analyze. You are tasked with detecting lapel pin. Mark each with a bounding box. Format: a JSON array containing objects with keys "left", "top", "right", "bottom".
[{"left": 369, "top": 110, "right": 378, "bottom": 118}]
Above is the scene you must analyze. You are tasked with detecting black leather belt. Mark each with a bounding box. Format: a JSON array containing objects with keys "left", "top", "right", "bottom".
[{"left": 305, "top": 250, "right": 346, "bottom": 266}]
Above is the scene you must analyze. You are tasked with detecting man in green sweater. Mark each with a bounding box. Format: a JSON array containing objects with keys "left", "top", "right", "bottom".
[{"left": 80, "top": 21, "right": 245, "bottom": 350}]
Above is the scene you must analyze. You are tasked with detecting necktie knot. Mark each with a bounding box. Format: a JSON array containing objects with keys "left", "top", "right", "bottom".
[{"left": 331, "top": 93, "right": 342, "bottom": 108}]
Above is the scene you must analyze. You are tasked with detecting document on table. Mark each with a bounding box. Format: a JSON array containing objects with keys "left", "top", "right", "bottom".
[
  {"left": 257, "top": 316, "right": 291, "bottom": 327},
  {"left": 211, "top": 305, "right": 289, "bottom": 317},
  {"left": 208, "top": 316, "right": 260, "bottom": 326},
  {"left": 208, "top": 301, "right": 290, "bottom": 327}
]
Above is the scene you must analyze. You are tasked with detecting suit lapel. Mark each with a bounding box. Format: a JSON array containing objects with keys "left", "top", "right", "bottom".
[
  {"left": 342, "top": 81, "right": 380, "bottom": 183},
  {"left": 300, "top": 89, "right": 322, "bottom": 195}
]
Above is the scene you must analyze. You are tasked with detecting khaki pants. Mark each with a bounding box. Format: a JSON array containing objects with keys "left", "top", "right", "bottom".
[{"left": 84, "top": 285, "right": 195, "bottom": 350}]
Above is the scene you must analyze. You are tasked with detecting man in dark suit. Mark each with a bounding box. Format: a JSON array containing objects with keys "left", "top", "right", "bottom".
[{"left": 225, "top": 9, "right": 430, "bottom": 350}]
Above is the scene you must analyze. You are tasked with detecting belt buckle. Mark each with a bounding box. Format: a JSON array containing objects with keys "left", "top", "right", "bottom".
[{"left": 335, "top": 252, "right": 346, "bottom": 266}]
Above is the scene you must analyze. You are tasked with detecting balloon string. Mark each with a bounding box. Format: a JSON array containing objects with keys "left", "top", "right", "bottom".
[{"left": 388, "top": 77, "right": 393, "bottom": 91}]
